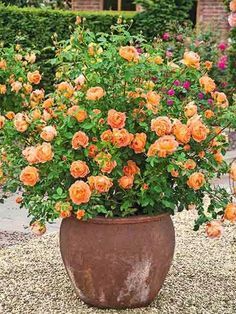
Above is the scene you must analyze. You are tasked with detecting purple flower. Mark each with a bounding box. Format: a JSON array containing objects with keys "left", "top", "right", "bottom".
[
  {"left": 176, "top": 34, "right": 183, "bottom": 42},
  {"left": 183, "top": 81, "right": 191, "bottom": 90},
  {"left": 208, "top": 99, "right": 213, "bottom": 105},
  {"left": 136, "top": 47, "right": 143, "bottom": 55},
  {"left": 166, "top": 51, "right": 173, "bottom": 58},
  {"left": 174, "top": 80, "right": 181, "bottom": 86},
  {"left": 218, "top": 62, "right": 227, "bottom": 70},
  {"left": 198, "top": 92, "right": 204, "bottom": 100},
  {"left": 167, "top": 89, "right": 175, "bottom": 96},
  {"left": 162, "top": 32, "right": 170, "bottom": 41},
  {"left": 167, "top": 99, "right": 174, "bottom": 106},
  {"left": 218, "top": 42, "right": 227, "bottom": 51}
]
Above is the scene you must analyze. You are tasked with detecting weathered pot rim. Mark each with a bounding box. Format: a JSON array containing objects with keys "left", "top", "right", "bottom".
[{"left": 69, "top": 213, "right": 170, "bottom": 225}]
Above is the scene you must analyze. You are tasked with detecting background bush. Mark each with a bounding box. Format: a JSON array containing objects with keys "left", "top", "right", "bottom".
[
  {"left": 223, "top": 0, "right": 236, "bottom": 93},
  {"left": 0, "top": 4, "right": 135, "bottom": 91},
  {"left": 133, "top": 0, "right": 195, "bottom": 39}
]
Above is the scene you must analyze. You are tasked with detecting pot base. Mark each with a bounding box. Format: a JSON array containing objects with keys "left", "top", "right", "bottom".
[{"left": 60, "top": 214, "right": 175, "bottom": 309}]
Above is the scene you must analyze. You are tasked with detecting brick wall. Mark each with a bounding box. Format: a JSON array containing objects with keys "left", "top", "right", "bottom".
[
  {"left": 72, "top": 0, "right": 103, "bottom": 11},
  {"left": 197, "top": 0, "right": 229, "bottom": 35}
]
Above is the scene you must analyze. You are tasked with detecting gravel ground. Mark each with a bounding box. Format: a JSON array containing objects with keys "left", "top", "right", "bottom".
[
  {"left": 0, "top": 230, "right": 34, "bottom": 249},
  {"left": 0, "top": 210, "right": 236, "bottom": 314}
]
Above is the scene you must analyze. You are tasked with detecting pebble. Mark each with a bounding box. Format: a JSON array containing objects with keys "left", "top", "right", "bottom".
[{"left": 0, "top": 211, "right": 235, "bottom": 314}]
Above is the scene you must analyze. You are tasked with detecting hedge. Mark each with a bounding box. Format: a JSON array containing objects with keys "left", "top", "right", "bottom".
[
  {"left": 0, "top": 4, "right": 135, "bottom": 91},
  {"left": 0, "top": 3, "right": 194, "bottom": 91}
]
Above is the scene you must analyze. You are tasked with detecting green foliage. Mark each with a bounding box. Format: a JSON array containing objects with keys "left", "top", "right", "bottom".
[
  {"left": 133, "top": 0, "right": 194, "bottom": 39},
  {"left": 1, "top": 23, "right": 236, "bottom": 234},
  {"left": 0, "top": 4, "right": 135, "bottom": 92}
]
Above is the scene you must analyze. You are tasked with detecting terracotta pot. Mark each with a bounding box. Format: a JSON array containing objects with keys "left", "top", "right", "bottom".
[{"left": 60, "top": 214, "right": 175, "bottom": 309}]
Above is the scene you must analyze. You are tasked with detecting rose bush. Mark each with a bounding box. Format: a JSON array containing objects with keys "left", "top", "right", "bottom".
[
  {"left": 0, "top": 46, "right": 41, "bottom": 113},
  {"left": 1, "top": 21, "right": 236, "bottom": 238}
]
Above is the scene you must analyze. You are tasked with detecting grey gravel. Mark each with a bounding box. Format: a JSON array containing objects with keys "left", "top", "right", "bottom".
[{"left": 0, "top": 210, "right": 236, "bottom": 314}]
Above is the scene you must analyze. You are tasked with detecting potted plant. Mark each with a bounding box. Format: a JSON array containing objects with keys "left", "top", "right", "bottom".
[{"left": 1, "top": 20, "right": 236, "bottom": 309}]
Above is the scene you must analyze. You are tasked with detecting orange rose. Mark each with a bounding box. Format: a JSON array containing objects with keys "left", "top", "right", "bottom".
[
  {"left": 204, "top": 109, "right": 214, "bottom": 119},
  {"left": 25, "top": 53, "right": 36, "bottom": 64},
  {"left": 107, "top": 109, "right": 126, "bottom": 129},
  {"left": 75, "top": 74, "right": 86, "bottom": 89},
  {"left": 11, "top": 81, "right": 22, "bottom": 93},
  {"left": 184, "top": 159, "right": 196, "bottom": 170},
  {"left": 20, "top": 166, "right": 39, "bottom": 186},
  {"left": 88, "top": 144, "right": 98, "bottom": 158},
  {"left": 16, "top": 196, "right": 23, "bottom": 204},
  {"left": 119, "top": 46, "right": 139, "bottom": 62},
  {"left": 112, "top": 129, "right": 134, "bottom": 148},
  {"left": 69, "top": 181, "right": 91, "bottom": 205},
  {"left": 187, "top": 172, "right": 205, "bottom": 190},
  {"left": 60, "top": 210, "right": 71, "bottom": 219},
  {"left": 67, "top": 105, "right": 87, "bottom": 122},
  {"left": 31, "top": 221, "right": 46, "bottom": 236},
  {"left": 22, "top": 146, "right": 39, "bottom": 164},
  {"left": 199, "top": 75, "right": 216, "bottom": 93},
  {"left": 151, "top": 116, "right": 172, "bottom": 136},
  {"left": 89, "top": 175, "right": 113, "bottom": 193},
  {"left": 204, "top": 61, "right": 213, "bottom": 70},
  {"left": 214, "top": 152, "right": 223, "bottom": 164},
  {"left": 149, "top": 135, "right": 178, "bottom": 158},
  {"left": 123, "top": 160, "right": 140, "bottom": 176},
  {"left": 206, "top": 221, "right": 223, "bottom": 239},
  {"left": 14, "top": 115, "right": 28, "bottom": 133},
  {"left": 118, "top": 175, "right": 134, "bottom": 189},
  {"left": 5, "top": 111, "right": 15, "bottom": 120},
  {"left": 30, "top": 89, "right": 45, "bottom": 105},
  {"left": 191, "top": 122, "right": 209, "bottom": 142},
  {"left": 173, "top": 123, "right": 191, "bottom": 144},
  {"left": 23, "top": 83, "right": 33, "bottom": 94},
  {"left": 101, "top": 129, "right": 113, "bottom": 142},
  {"left": 0, "top": 84, "right": 7, "bottom": 94},
  {"left": 0, "top": 59, "right": 7, "bottom": 70},
  {"left": 171, "top": 170, "right": 179, "bottom": 177},
  {"left": 130, "top": 133, "right": 147, "bottom": 153},
  {"left": 72, "top": 131, "right": 89, "bottom": 149},
  {"left": 230, "top": 0, "right": 236, "bottom": 12},
  {"left": 198, "top": 151, "right": 205, "bottom": 159},
  {"left": 182, "top": 51, "right": 200, "bottom": 69},
  {"left": 27, "top": 70, "right": 41, "bottom": 84},
  {"left": 43, "top": 98, "right": 54, "bottom": 109},
  {"left": 101, "top": 160, "right": 117, "bottom": 174},
  {"left": 31, "top": 109, "right": 41, "bottom": 120},
  {"left": 57, "top": 82, "right": 74, "bottom": 98},
  {"left": 36, "top": 143, "right": 54, "bottom": 163},
  {"left": 212, "top": 92, "right": 229, "bottom": 109},
  {"left": 76, "top": 209, "right": 85, "bottom": 220},
  {"left": 86, "top": 87, "right": 105, "bottom": 101},
  {"left": 0, "top": 116, "right": 6, "bottom": 129},
  {"left": 70, "top": 160, "right": 89, "bottom": 178},
  {"left": 184, "top": 102, "right": 198, "bottom": 118},
  {"left": 230, "top": 161, "right": 236, "bottom": 180},
  {"left": 224, "top": 203, "right": 236, "bottom": 222},
  {"left": 40, "top": 126, "right": 57, "bottom": 142},
  {"left": 146, "top": 91, "right": 161, "bottom": 106}
]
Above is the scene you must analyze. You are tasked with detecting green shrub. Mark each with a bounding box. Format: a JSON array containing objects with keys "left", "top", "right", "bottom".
[
  {"left": 133, "top": 0, "right": 194, "bottom": 39},
  {"left": 224, "top": 0, "right": 236, "bottom": 93},
  {"left": 0, "top": 4, "right": 135, "bottom": 92}
]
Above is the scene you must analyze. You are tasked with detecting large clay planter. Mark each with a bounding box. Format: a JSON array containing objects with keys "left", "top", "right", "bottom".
[{"left": 60, "top": 214, "right": 175, "bottom": 309}]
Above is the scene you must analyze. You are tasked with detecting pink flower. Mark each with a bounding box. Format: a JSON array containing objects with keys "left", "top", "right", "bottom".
[
  {"left": 166, "top": 51, "right": 173, "bottom": 58},
  {"left": 218, "top": 42, "right": 227, "bottom": 51},
  {"left": 167, "top": 89, "right": 175, "bottom": 96},
  {"left": 228, "top": 13, "right": 236, "bottom": 27},
  {"left": 162, "top": 32, "right": 170, "bottom": 41},
  {"left": 183, "top": 81, "right": 191, "bottom": 90}
]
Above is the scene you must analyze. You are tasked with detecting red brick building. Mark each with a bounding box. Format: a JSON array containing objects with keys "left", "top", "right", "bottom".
[{"left": 71, "top": 0, "right": 229, "bottom": 33}]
